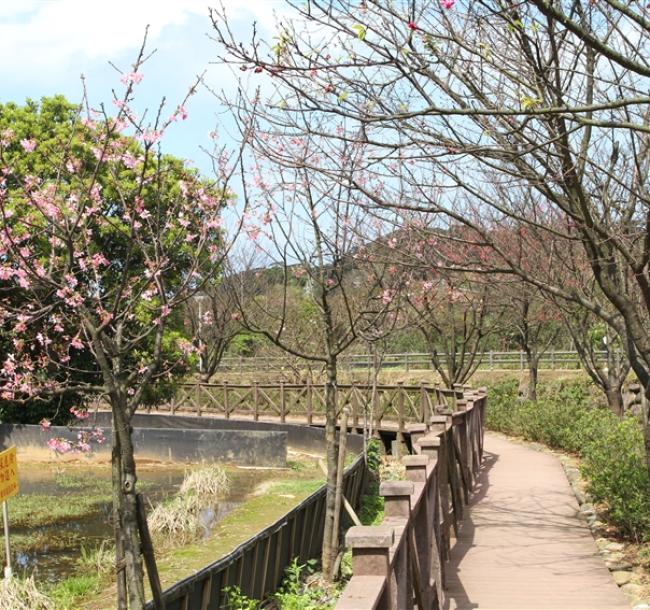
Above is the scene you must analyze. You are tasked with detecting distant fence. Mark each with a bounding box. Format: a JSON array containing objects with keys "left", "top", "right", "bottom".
[
  {"left": 146, "top": 382, "right": 466, "bottom": 432},
  {"left": 335, "top": 389, "right": 487, "bottom": 610},
  {"left": 216, "top": 350, "right": 619, "bottom": 372},
  {"left": 145, "top": 451, "right": 367, "bottom": 610}
]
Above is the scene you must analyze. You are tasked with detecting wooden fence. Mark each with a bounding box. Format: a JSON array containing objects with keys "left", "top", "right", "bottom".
[
  {"left": 145, "top": 451, "right": 367, "bottom": 610},
  {"left": 335, "top": 389, "right": 487, "bottom": 610},
  {"left": 216, "top": 350, "right": 619, "bottom": 372},
  {"left": 147, "top": 382, "right": 466, "bottom": 432}
]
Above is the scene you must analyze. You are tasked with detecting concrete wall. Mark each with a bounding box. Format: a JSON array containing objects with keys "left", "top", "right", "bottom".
[
  {"left": 0, "top": 424, "right": 287, "bottom": 467},
  {"left": 89, "top": 412, "right": 365, "bottom": 455}
]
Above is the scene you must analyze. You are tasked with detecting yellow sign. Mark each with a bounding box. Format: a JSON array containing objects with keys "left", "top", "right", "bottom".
[{"left": 0, "top": 447, "right": 18, "bottom": 503}]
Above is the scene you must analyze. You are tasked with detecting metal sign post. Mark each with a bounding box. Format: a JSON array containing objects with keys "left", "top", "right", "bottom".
[
  {"left": 0, "top": 446, "right": 19, "bottom": 579},
  {"left": 2, "top": 502, "right": 10, "bottom": 578}
]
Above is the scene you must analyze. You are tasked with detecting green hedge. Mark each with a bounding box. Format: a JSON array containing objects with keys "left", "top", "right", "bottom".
[{"left": 486, "top": 380, "right": 650, "bottom": 542}]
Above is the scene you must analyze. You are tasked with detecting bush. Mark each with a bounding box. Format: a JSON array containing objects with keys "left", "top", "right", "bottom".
[{"left": 487, "top": 380, "right": 650, "bottom": 541}]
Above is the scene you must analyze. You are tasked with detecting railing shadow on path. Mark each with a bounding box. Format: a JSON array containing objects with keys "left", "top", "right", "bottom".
[{"left": 442, "top": 449, "right": 498, "bottom": 610}]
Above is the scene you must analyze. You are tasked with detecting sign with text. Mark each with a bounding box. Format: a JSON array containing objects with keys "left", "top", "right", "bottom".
[{"left": 0, "top": 447, "right": 18, "bottom": 503}]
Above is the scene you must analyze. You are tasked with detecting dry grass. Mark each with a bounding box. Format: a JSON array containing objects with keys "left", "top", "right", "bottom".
[
  {"left": 147, "top": 496, "right": 200, "bottom": 544},
  {"left": 148, "top": 464, "right": 230, "bottom": 544},
  {"left": 210, "top": 368, "right": 589, "bottom": 387},
  {"left": 77, "top": 541, "right": 115, "bottom": 576},
  {"left": 0, "top": 576, "right": 53, "bottom": 610},
  {"left": 180, "top": 464, "right": 230, "bottom": 498}
]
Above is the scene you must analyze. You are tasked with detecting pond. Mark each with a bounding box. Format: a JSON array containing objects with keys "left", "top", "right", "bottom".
[{"left": 3, "top": 460, "right": 277, "bottom": 583}]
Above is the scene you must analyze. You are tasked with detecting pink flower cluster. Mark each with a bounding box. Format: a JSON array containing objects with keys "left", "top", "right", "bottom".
[
  {"left": 70, "top": 406, "right": 90, "bottom": 420},
  {"left": 120, "top": 71, "right": 144, "bottom": 85}
]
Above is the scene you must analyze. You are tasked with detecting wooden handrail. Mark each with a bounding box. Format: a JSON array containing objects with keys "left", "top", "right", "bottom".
[
  {"left": 144, "top": 382, "right": 465, "bottom": 431},
  {"left": 336, "top": 388, "right": 487, "bottom": 610}
]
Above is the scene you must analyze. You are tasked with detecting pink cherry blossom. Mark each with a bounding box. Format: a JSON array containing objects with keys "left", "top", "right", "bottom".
[
  {"left": 20, "top": 138, "right": 36, "bottom": 152},
  {"left": 120, "top": 71, "right": 144, "bottom": 85},
  {"left": 441, "top": 0, "right": 455, "bottom": 8}
]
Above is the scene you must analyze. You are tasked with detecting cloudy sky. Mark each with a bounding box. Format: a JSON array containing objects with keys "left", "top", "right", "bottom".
[{"left": 0, "top": 0, "right": 290, "bottom": 175}]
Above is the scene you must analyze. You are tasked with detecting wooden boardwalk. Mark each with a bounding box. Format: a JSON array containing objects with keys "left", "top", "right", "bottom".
[{"left": 445, "top": 433, "right": 630, "bottom": 610}]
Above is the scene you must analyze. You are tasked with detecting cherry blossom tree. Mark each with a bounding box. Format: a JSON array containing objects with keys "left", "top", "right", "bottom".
[
  {"left": 405, "top": 272, "right": 496, "bottom": 386},
  {"left": 0, "top": 48, "right": 242, "bottom": 608},
  {"left": 211, "top": 0, "right": 650, "bottom": 472},
  {"left": 227, "top": 125, "right": 402, "bottom": 578},
  {"left": 185, "top": 261, "right": 243, "bottom": 382}
]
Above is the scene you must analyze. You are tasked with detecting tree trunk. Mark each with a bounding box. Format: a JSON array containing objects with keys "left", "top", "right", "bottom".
[
  {"left": 112, "top": 418, "right": 127, "bottom": 610},
  {"left": 111, "top": 396, "right": 146, "bottom": 610},
  {"left": 524, "top": 352, "right": 538, "bottom": 401},
  {"left": 604, "top": 387, "right": 625, "bottom": 418},
  {"left": 321, "top": 357, "right": 339, "bottom": 581}
]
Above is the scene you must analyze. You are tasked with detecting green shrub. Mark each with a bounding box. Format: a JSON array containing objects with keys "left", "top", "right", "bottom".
[
  {"left": 486, "top": 380, "right": 650, "bottom": 541},
  {"left": 365, "top": 438, "right": 382, "bottom": 474},
  {"left": 223, "top": 559, "right": 334, "bottom": 610},
  {"left": 581, "top": 418, "right": 650, "bottom": 541}
]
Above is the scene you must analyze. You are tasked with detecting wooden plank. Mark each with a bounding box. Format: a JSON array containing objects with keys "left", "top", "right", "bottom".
[
  {"left": 135, "top": 494, "right": 165, "bottom": 610},
  {"left": 200, "top": 576, "right": 212, "bottom": 610}
]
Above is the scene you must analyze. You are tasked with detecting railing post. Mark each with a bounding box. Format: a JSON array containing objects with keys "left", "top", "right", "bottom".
[
  {"left": 223, "top": 381, "right": 229, "bottom": 419},
  {"left": 350, "top": 381, "right": 360, "bottom": 427},
  {"left": 420, "top": 384, "right": 430, "bottom": 424},
  {"left": 196, "top": 381, "right": 202, "bottom": 417},
  {"left": 306, "top": 379, "right": 313, "bottom": 425},
  {"left": 253, "top": 382, "right": 260, "bottom": 421},
  {"left": 489, "top": 350, "right": 493, "bottom": 369},
  {"left": 380, "top": 481, "right": 414, "bottom": 610},
  {"left": 406, "top": 423, "right": 428, "bottom": 455},
  {"left": 381, "top": 480, "right": 414, "bottom": 518},
  {"left": 403, "top": 455, "right": 437, "bottom": 610},
  {"left": 418, "top": 436, "right": 449, "bottom": 568},
  {"left": 280, "top": 381, "right": 286, "bottom": 423},
  {"left": 397, "top": 382, "right": 406, "bottom": 445},
  {"left": 346, "top": 526, "right": 394, "bottom": 602}
]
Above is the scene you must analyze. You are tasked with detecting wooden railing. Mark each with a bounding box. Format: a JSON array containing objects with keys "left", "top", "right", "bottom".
[
  {"left": 145, "top": 452, "right": 368, "bottom": 610},
  {"left": 336, "top": 389, "right": 487, "bottom": 610},
  {"left": 146, "top": 382, "right": 466, "bottom": 431},
  {"left": 216, "top": 350, "right": 615, "bottom": 372}
]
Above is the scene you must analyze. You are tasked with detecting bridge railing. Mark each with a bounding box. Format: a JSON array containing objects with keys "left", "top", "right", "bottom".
[
  {"left": 336, "top": 389, "right": 487, "bottom": 610},
  {"left": 146, "top": 382, "right": 466, "bottom": 430}
]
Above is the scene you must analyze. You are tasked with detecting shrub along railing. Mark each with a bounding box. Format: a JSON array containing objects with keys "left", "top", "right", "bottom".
[
  {"left": 145, "top": 451, "right": 367, "bottom": 610},
  {"left": 145, "top": 382, "right": 465, "bottom": 432},
  {"left": 336, "top": 389, "right": 487, "bottom": 610}
]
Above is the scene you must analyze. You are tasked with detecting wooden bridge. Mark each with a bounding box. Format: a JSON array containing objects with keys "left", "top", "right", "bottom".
[
  {"left": 146, "top": 383, "right": 631, "bottom": 610},
  {"left": 148, "top": 381, "right": 465, "bottom": 433}
]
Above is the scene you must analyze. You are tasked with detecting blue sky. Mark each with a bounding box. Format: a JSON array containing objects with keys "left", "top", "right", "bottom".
[{"left": 0, "top": 0, "right": 290, "bottom": 177}]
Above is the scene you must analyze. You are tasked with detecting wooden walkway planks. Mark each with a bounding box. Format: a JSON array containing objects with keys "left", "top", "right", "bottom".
[{"left": 445, "top": 433, "right": 630, "bottom": 610}]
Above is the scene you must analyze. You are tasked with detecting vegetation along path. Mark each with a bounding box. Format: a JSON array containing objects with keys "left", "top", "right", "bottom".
[{"left": 445, "top": 432, "right": 629, "bottom": 610}]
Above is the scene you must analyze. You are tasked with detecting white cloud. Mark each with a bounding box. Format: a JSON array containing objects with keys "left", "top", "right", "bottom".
[{"left": 0, "top": 0, "right": 288, "bottom": 81}]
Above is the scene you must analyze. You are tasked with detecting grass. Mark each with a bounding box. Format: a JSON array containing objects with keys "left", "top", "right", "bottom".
[
  {"left": 9, "top": 493, "right": 107, "bottom": 528},
  {"left": 83, "top": 463, "right": 324, "bottom": 610},
  {"left": 209, "top": 368, "right": 589, "bottom": 388},
  {"left": 48, "top": 575, "right": 102, "bottom": 610},
  {"left": 77, "top": 541, "right": 115, "bottom": 577}
]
